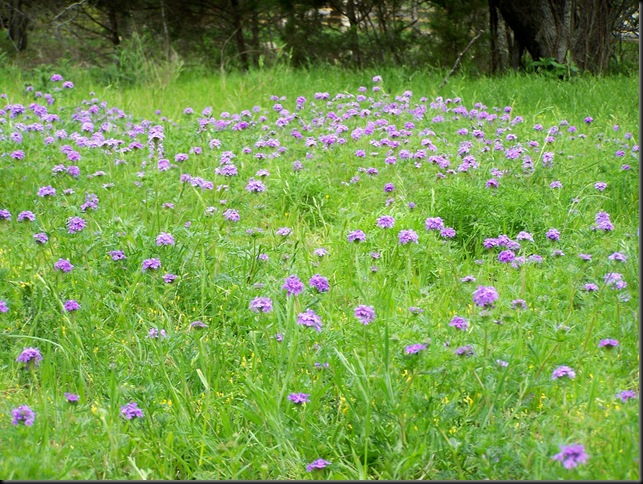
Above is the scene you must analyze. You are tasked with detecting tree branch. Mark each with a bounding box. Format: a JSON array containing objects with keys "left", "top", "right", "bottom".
[{"left": 439, "top": 30, "right": 484, "bottom": 90}]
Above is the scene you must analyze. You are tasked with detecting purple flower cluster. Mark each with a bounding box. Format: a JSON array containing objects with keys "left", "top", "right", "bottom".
[
  {"left": 405, "top": 343, "right": 427, "bottom": 354},
  {"left": 354, "top": 305, "right": 376, "bottom": 325},
  {"left": 120, "top": 402, "right": 144, "bottom": 419},
  {"left": 16, "top": 347, "right": 43, "bottom": 367},
  {"left": 592, "top": 211, "right": 614, "bottom": 231},
  {"left": 142, "top": 258, "right": 161, "bottom": 272},
  {"left": 282, "top": 275, "right": 304, "bottom": 296},
  {"left": 551, "top": 365, "right": 576, "bottom": 380},
  {"left": 552, "top": 443, "right": 588, "bottom": 469},
  {"left": 472, "top": 285, "right": 498, "bottom": 308},
  {"left": 297, "top": 309, "right": 323, "bottom": 332},
  {"left": 398, "top": 229, "right": 419, "bottom": 245},
  {"left": 347, "top": 230, "right": 366, "bottom": 242},
  {"left": 287, "top": 392, "right": 310, "bottom": 404},
  {"left": 309, "top": 274, "right": 330, "bottom": 292},
  {"left": 249, "top": 297, "right": 273, "bottom": 313},
  {"left": 11, "top": 405, "right": 36, "bottom": 426}
]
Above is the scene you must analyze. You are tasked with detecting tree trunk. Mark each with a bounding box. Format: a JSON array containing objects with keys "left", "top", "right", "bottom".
[
  {"left": 8, "top": 0, "right": 29, "bottom": 51},
  {"left": 230, "top": 0, "right": 249, "bottom": 71},
  {"left": 495, "top": 0, "right": 623, "bottom": 73},
  {"left": 489, "top": 0, "right": 499, "bottom": 73}
]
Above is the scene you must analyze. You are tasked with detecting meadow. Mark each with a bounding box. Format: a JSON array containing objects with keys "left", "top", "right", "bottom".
[{"left": 0, "top": 66, "right": 639, "bottom": 480}]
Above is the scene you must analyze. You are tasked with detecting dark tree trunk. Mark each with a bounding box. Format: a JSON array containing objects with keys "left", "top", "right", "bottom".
[
  {"left": 8, "top": 0, "right": 29, "bottom": 51},
  {"left": 230, "top": 0, "right": 249, "bottom": 71},
  {"left": 489, "top": 0, "right": 499, "bottom": 73},
  {"left": 495, "top": 0, "right": 624, "bottom": 73},
  {"left": 345, "top": 0, "right": 362, "bottom": 68},
  {"left": 108, "top": 4, "right": 120, "bottom": 46}
]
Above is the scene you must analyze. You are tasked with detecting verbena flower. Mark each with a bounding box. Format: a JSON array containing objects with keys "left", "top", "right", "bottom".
[
  {"left": 54, "top": 258, "right": 74, "bottom": 272},
  {"left": 223, "top": 209, "right": 240, "bottom": 221},
  {"left": 473, "top": 286, "right": 498, "bottom": 308},
  {"left": 163, "top": 273, "right": 177, "bottom": 283},
  {"left": 190, "top": 321, "right": 208, "bottom": 329},
  {"left": 63, "top": 300, "right": 80, "bottom": 312},
  {"left": 498, "top": 250, "right": 515, "bottom": 263},
  {"left": 142, "top": 258, "right": 161, "bottom": 272},
  {"left": 511, "top": 299, "right": 527, "bottom": 310},
  {"left": 608, "top": 252, "right": 627, "bottom": 262},
  {"left": 449, "top": 316, "right": 469, "bottom": 330},
  {"left": 306, "top": 458, "right": 331, "bottom": 472},
  {"left": 405, "top": 343, "right": 427, "bottom": 354},
  {"left": 354, "top": 305, "right": 375, "bottom": 325},
  {"left": 282, "top": 275, "right": 304, "bottom": 296},
  {"left": 297, "top": 309, "right": 322, "bottom": 332},
  {"left": 616, "top": 390, "right": 637, "bottom": 402},
  {"left": 149, "top": 328, "right": 167, "bottom": 339},
  {"left": 425, "top": 217, "right": 444, "bottom": 231},
  {"left": 398, "top": 229, "right": 419, "bottom": 245},
  {"left": 109, "top": 250, "right": 126, "bottom": 261},
  {"left": 156, "top": 232, "right": 175, "bottom": 246},
  {"left": 546, "top": 228, "right": 560, "bottom": 241},
  {"left": 0, "top": 300, "right": 8, "bottom": 313},
  {"left": 313, "top": 248, "right": 328, "bottom": 257},
  {"left": 309, "top": 274, "right": 330, "bottom": 293},
  {"left": 276, "top": 227, "right": 292, "bottom": 236},
  {"left": 17, "top": 347, "right": 43, "bottom": 367},
  {"left": 460, "top": 275, "right": 476, "bottom": 282},
  {"left": 598, "top": 338, "right": 619, "bottom": 348},
  {"left": 347, "top": 230, "right": 366, "bottom": 242},
  {"left": 552, "top": 443, "right": 588, "bottom": 469},
  {"left": 17, "top": 211, "right": 35, "bottom": 222},
  {"left": 120, "top": 402, "right": 144, "bottom": 420},
  {"left": 376, "top": 215, "right": 395, "bottom": 229},
  {"left": 287, "top": 393, "right": 310, "bottom": 404},
  {"left": 583, "top": 283, "right": 599, "bottom": 292},
  {"left": 11, "top": 405, "right": 36, "bottom": 426},
  {"left": 67, "top": 216, "right": 86, "bottom": 234},
  {"left": 455, "top": 344, "right": 474, "bottom": 356},
  {"left": 408, "top": 306, "right": 423, "bottom": 314},
  {"left": 245, "top": 178, "right": 266, "bottom": 193},
  {"left": 34, "top": 233, "right": 49, "bottom": 244},
  {"left": 552, "top": 365, "right": 576, "bottom": 380},
  {"left": 64, "top": 392, "right": 80, "bottom": 403}
]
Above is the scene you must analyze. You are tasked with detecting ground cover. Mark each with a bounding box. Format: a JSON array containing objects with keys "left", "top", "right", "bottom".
[{"left": 0, "top": 67, "right": 639, "bottom": 479}]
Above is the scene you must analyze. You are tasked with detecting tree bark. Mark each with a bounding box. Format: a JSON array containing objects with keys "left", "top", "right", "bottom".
[
  {"left": 230, "top": 0, "right": 249, "bottom": 71},
  {"left": 489, "top": 0, "right": 499, "bottom": 73},
  {"left": 8, "top": 0, "right": 29, "bottom": 51}
]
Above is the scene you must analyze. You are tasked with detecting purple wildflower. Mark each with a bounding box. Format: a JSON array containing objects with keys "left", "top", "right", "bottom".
[
  {"left": 54, "top": 258, "right": 74, "bottom": 272},
  {"left": 0, "top": 300, "right": 8, "bottom": 313},
  {"left": 67, "top": 217, "right": 86, "bottom": 234},
  {"left": 313, "top": 248, "right": 329, "bottom": 257},
  {"left": 245, "top": 178, "right": 266, "bottom": 193},
  {"left": 408, "top": 306, "right": 423, "bottom": 314},
  {"left": 425, "top": 217, "right": 444, "bottom": 231},
  {"left": 38, "top": 186, "right": 57, "bottom": 197},
  {"left": 64, "top": 392, "right": 80, "bottom": 403},
  {"left": 287, "top": 393, "right": 310, "bottom": 404},
  {"left": 16, "top": 347, "right": 43, "bottom": 367},
  {"left": 156, "top": 232, "right": 175, "bottom": 246},
  {"left": 148, "top": 328, "right": 167, "bottom": 339},
  {"left": 608, "top": 252, "right": 627, "bottom": 262},
  {"left": 109, "top": 250, "right": 126, "bottom": 261},
  {"left": 440, "top": 227, "right": 456, "bottom": 238},
  {"left": 511, "top": 299, "right": 527, "bottom": 310},
  {"left": 461, "top": 275, "right": 476, "bottom": 282},
  {"left": 405, "top": 343, "right": 427, "bottom": 354},
  {"left": 306, "top": 458, "right": 331, "bottom": 472},
  {"left": 11, "top": 405, "right": 36, "bottom": 426},
  {"left": 498, "top": 250, "right": 515, "bottom": 263},
  {"left": 384, "top": 183, "right": 395, "bottom": 192},
  {"left": 63, "top": 300, "right": 80, "bottom": 312},
  {"left": 578, "top": 253, "right": 592, "bottom": 261},
  {"left": 142, "top": 258, "right": 161, "bottom": 272},
  {"left": 17, "top": 211, "right": 35, "bottom": 222},
  {"left": 376, "top": 215, "right": 395, "bottom": 229},
  {"left": 0, "top": 209, "right": 11, "bottom": 220},
  {"left": 516, "top": 231, "right": 534, "bottom": 241},
  {"left": 120, "top": 402, "right": 144, "bottom": 419},
  {"left": 163, "top": 273, "right": 177, "bottom": 284},
  {"left": 549, "top": 180, "right": 562, "bottom": 189},
  {"left": 309, "top": 274, "right": 330, "bottom": 293},
  {"left": 449, "top": 316, "right": 469, "bottom": 330},
  {"left": 276, "top": 227, "right": 292, "bottom": 236},
  {"left": 583, "top": 283, "right": 599, "bottom": 292},
  {"left": 34, "top": 233, "right": 49, "bottom": 244},
  {"left": 282, "top": 275, "right": 304, "bottom": 296},
  {"left": 551, "top": 365, "right": 576, "bottom": 380},
  {"left": 455, "top": 345, "right": 474, "bottom": 356},
  {"left": 496, "top": 359, "right": 509, "bottom": 367},
  {"left": 347, "top": 230, "right": 366, "bottom": 242},
  {"left": 594, "top": 182, "right": 607, "bottom": 191},
  {"left": 616, "top": 390, "right": 637, "bottom": 402},
  {"left": 274, "top": 333, "right": 284, "bottom": 342},
  {"left": 552, "top": 443, "right": 588, "bottom": 469},
  {"left": 223, "top": 209, "right": 240, "bottom": 221},
  {"left": 593, "top": 211, "right": 614, "bottom": 231},
  {"left": 546, "top": 228, "right": 560, "bottom": 241},
  {"left": 249, "top": 297, "right": 273, "bottom": 313},
  {"left": 598, "top": 338, "right": 619, "bottom": 348},
  {"left": 354, "top": 305, "right": 376, "bottom": 325},
  {"left": 190, "top": 320, "right": 208, "bottom": 329},
  {"left": 297, "top": 309, "right": 323, "bottom": 332},
  {"left": 473, "top": 285, "right": 499, "bottom": 308},
  {"left": 398, "top": 229, "right": 419, "bottom": 245}
]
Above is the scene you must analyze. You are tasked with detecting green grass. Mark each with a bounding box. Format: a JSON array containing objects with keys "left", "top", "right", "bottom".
[{"left": 0, "top": 66, "right": 639, "bottom": 480}]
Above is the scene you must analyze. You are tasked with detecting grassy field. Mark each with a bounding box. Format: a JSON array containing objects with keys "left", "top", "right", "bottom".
[{"left": 0, "top": 66, "right": 639, "bottom": 480}]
